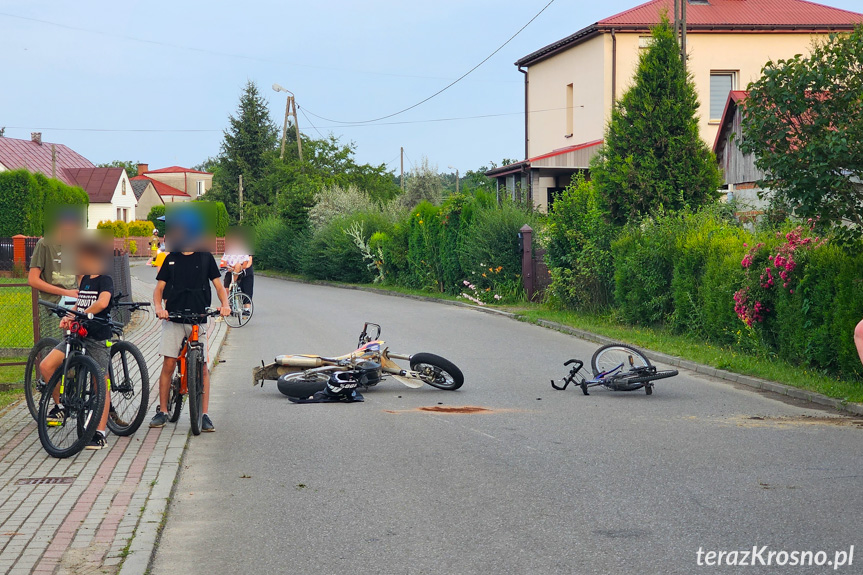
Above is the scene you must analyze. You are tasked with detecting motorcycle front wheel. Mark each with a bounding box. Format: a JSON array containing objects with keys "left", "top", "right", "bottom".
[{"left": 411, "top": 353, "right": 464, "bottom": 391}]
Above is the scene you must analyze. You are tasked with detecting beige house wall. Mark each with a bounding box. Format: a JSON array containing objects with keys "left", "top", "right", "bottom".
[
  {"left": 145, "top": 171, "right": 213, "bottom": 198},
  {"left": 527, "top": 34, "right": 607, "bottom": 158},
  {"left": 527, "top": 30, "right": 828, "bottom": 156},
  {"left": 135, "top": 184, "right": 164, "bottom": 219}
]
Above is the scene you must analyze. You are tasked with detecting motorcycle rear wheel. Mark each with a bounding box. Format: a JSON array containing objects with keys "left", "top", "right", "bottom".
[{"left": 277, "top": 372, "right": 331, "bottom": 398}]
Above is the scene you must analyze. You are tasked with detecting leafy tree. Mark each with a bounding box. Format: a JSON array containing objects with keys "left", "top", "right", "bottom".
[
  {"left": 206, "top": 81, "right": 279, "bottom": 222},
  {"left": 740, "top": 26, "right": 863, "bottom": 240},
  {"left": 402, "top": 157, "right": 443, "bottom": 208},
  {"left": 97, "top": 160, "right": 140, "bottom": 177},
  {"left": 592, "top": 16, "right": 721, "bottom": 225},
  {"left": 147, "top": 205, "right": 166, "bottom": 235}
]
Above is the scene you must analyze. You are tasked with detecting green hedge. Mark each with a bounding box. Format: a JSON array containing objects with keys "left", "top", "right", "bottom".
[
  {"left": 546, "top": 185, "right": 863, "bottom": 380},
  {"left": 97, "top": 220, "right": 129, "bottom": 238},
  {"left": 255, "top": 194, "right": 538, "bottom": 303},
  {"left": 0, "top": 169, "right": 88, "bottom": 236}
]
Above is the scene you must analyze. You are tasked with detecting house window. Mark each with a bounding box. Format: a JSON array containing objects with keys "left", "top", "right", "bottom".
[
  {"left": 565, "top": 83, "right": 574, "bottom": 138},
  {"left": 196, "top": 180, "right": 205, "bottom": 197},
  {"left": 121, "top": 179, "right": 126, "bottom": 195},
  {"left": 638, "top": 36, "right": 654, "bottom": 49},
  {"left": 710, "top": 71, "right": 736, "bottom": 122}
]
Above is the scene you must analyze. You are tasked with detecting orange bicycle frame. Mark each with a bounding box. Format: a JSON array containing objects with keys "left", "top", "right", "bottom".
[{"left": 176, "top": 323, "right": 202, "bottom": 395}]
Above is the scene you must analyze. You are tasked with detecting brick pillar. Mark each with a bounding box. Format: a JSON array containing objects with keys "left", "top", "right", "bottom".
[
  {"left": 12, "top": 234, "right": 26, "bottom": 270},
  {"left": 519, "top": 225, "right": 534, "bottom": 300}
]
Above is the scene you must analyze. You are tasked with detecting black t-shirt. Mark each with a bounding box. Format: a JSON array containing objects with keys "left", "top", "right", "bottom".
[
  {"left": 156, "top": 252, "right": 220, "bottom": 321},
  {"left": 76, "top": 275, "right": 114, "bottom": 340}
]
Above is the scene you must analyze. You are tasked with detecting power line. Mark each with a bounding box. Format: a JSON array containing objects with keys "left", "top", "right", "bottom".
[
  {"left": 403, "top": 150, "right": 416, "bottom": 171},
  {"left": 298, "top": 106, "right": 326, "bottom": 140},
  {"left": 299, "top": 0, "right": 558, "bottom": 125},
  {"left": 0, "top": 11, "right": 518, "bottom": 84},
  {"left": 1, "top": 105, "right": 573, "bottom": 135}
]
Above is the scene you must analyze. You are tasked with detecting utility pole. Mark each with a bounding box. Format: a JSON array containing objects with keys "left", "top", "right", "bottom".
[
  {"left": 448, "top": 165, "right": 459, "bottom": 195},
  {"left": 290, "top": 98, "right": 303, "bottom": 163},
  {"left": 680, "top": 0, "right": 688, "bottom": 72},
  {"left": 238, "top": 174, "right": 244, "bottom": 223},
  {"left": 273, "top": 83, "right": 302, "bottom": 162},
  {"left": 279, "top": 96, "right": 290, "bottom": 161},
  {"left": 400, "top": 147, "right": 405, "bottom": 193}
]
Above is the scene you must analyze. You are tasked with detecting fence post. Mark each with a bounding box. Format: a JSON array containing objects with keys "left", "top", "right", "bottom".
[
  {"left": 12, "top": 234, "right": 26, "bottom": 271},
  {"left": 519, "top": 225, "right": 534, "bottom": 300}
]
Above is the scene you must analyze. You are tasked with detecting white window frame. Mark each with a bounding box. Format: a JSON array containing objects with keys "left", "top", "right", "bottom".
[
  {"left": 196, "top": 180, "right": 205, "bottom": 197},
  {"left": 709, "top": 71, "right": 737, "bottom": 123}
]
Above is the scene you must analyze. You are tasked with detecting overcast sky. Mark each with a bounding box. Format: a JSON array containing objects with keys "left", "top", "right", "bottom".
[{"left": 1, "top": 0, "right": 860, "bottom": 175}]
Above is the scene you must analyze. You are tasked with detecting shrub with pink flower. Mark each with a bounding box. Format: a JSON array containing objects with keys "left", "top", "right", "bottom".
[{"left": 733, "top": 225, "right": 824, "bottom": 327}]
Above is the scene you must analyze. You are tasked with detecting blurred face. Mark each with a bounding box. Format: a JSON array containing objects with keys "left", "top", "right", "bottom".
[{"left": 77, "top": 248, "right": 105, "bottom": 276}]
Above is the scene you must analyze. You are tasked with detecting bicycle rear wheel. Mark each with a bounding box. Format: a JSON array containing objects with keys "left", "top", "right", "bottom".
[
  {"left": 187, "top": 347, "right": 204, "bottom": 435},
  {"left": 167, "top": 375, "right": 183, "bottom": 423},
  {"left": 106, "top": 341, "right": 150, "bottom": 436},
  {"left": 591, "top": 344, "right": 651, "bottom": 376},
  {"left": 25, "top": 337, "right": 59, "bottom": 421},
  {"left": 225, "top": 292, "right": 253, "bottom": 328},
  {"left": 37, "top": 355, "right": 105, "bottom": 458}
]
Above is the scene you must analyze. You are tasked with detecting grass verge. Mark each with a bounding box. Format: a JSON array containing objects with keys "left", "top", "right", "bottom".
[
  {"left": 0, "top": 388, "right": 24, "bottom": 411},
  {"left": 256, "top": 272, "right": 863, "bottom": 405},
  {"left": 510, "top": 307, "right": 863, "bottom": 404}
]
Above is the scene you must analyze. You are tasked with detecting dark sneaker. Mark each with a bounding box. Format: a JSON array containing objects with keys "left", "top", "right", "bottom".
[
  {"left": 201, "top": 414, "right": 215, "bottom": 432},
  {"left": 149, "top": 411, "right": 169, "bottom": 428},
  {"left": 46, "top": 405, "right": 66, "bottom": 426},
  {"left": 109, "top": 407, "right": 129, "bottom": 428},
  {"left": 85, "top": 433, "right": 108, "bottom": 450}
]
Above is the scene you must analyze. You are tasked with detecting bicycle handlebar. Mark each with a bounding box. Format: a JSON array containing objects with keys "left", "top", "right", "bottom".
[
  {"left": 38, "top": 299, "right": 98, "bottom": 322},
  {"left": 166, "top": 309, "right": 221, "bottom": 322}
]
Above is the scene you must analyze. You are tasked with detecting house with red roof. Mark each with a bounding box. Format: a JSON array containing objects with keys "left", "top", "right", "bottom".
[
  {"left": 134, "top": 163, "right": 212, "bottom": 202},
  {"left": 489, "top": 0, "right": 863, "bottom": 211},
  {"left": 0, "top": 133, "right": 138, "bottom": 227}
]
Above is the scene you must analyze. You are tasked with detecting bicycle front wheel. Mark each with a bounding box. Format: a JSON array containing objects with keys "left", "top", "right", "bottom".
[
  {"left": 591, "top": 344, "right": 651, "bottom": 376},
  {"left": 25, "top": 337, "right": 59, "bottom": 421},
  {"left": 37, "top": 355, "right": 106, "bottom": 458},
  {"left": 225, "top": 292, "right": 253, "bottom": 328},
  {"left": 187, "top": 347, "right": 204, "bottom": 435},
  {"left": 106, "top": 341, "right": 150, "bottom": 436}
]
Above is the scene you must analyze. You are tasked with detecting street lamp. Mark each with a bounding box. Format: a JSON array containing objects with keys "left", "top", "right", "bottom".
[
  {"left": 448, "top": 165, "right": 459, "bottom": 195},
  {"left": 272, "top": 84, "right": 303, "bottom": 162}
]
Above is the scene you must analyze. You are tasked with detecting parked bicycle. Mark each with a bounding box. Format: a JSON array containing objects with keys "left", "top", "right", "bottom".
[
  {"left": 551, "top": 344, "right": 678, "bottom": 396},
  {"left": 165, "top": 309, "right": 220, "bottom": 435},
  {"left": 35, "top": 300, "right": 109, "bottom": 458},
  {"left": 222, "top": 268, "right": 253, "bottom": 328},
  {"left": 25, "top": 294, "right": 151, "bottom": 438}
]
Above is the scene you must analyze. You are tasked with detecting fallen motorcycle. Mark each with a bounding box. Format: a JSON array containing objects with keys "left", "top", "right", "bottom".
[{"left": 252, "top": 323, "right": 464, "bottom": 398}]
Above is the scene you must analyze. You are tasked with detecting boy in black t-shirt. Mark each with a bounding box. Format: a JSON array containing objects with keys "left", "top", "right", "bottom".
[
  {"left": 40, "top": 238, "right": 114, "bottom": 450},
  {"left": 150, "top": 250, "right": 230, "bottom": 430}
]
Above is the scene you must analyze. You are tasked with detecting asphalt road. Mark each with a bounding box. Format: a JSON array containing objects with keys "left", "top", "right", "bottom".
[{"left": 148, "top": 270, "right": 863, "bottom": 575}]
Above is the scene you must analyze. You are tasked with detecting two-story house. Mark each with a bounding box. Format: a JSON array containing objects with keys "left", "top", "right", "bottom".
[
  {"left": 136, "top": 164, "right": 213, "bottom": 202},
  {"left": 0, "top": 133, "right": 138, "bottom": 227},
  {"left": 488, "top": 0, "right": 863, "bottom": 211}
]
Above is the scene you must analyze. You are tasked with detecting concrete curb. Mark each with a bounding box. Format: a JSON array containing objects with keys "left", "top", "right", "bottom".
[
  {"left": 260, "top": 273, "right": 863, "bottom": 418},
  {"left": 116, "top": 322, "right": 230, "bottom": 575}
]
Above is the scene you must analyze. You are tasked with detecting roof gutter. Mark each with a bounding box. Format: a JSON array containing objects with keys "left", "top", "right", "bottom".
[{"left": 518, "top": 66, "right": 529, "bottom": 160}]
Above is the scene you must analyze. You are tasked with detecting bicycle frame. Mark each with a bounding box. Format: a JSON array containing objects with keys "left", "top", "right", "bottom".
[{"left": 176, "top": 324, "right": 204, "bottom": 396}]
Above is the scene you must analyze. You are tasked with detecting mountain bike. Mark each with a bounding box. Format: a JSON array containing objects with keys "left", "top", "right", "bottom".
[
  {"left": 222, "top": 268, "right": 253, "bottom": 328},
  {"left": 25, "top": 295, "right": 150, "bottom": 435},
  {"left": 36, "top": 300, "right": 109, "bottom": 458},
  {"left": 551, "top": 343, "right": 678, "bottom": 396},
  {"left": 165, "top": 309, "right": 220, "bottom": 435},
  {"left": 105, "top": 297, "right": 151, "bottom": 436}
]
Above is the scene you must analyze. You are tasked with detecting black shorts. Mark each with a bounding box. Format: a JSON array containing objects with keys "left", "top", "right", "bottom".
[{"left": 224, "top": 271, "right": 254, "bottom": 299}]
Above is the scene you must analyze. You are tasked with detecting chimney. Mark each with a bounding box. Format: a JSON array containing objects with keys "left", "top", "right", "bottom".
[
  {"left": 137, "top": 163, "right": 149, "bottom": 175},
  {"left": 31, "top": 132, "right": 42, "bottom": 145}
]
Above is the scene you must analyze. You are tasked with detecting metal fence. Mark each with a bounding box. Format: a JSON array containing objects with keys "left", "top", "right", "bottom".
[{"left": 0, "top": 238, "right": 13, "bottom": 272}]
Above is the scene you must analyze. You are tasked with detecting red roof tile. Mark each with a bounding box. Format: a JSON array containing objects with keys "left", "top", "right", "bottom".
[
  {"left": 0, "top": 136, "right": 94, "bottom": 186},
  {"left": 63, "top": 167, "right": 124, "bottom": 203},
  {"left": 131, "top": 175, "right": 190, "bottom": 197},
  {"left": 517, "top": 0, "right": 863, "bottom": 66},
  {"left": 144, "top": 165, "right": 211, "bottom": 175},
  {"left": 599, "top": 0, "right": 863, "bottom": 27}
]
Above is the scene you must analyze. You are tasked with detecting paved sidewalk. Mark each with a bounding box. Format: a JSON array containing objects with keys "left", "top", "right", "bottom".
[{"left": 0, "top": 272, "right": 228, "bottom": 575}]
